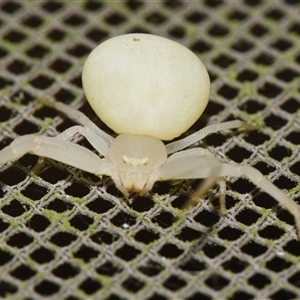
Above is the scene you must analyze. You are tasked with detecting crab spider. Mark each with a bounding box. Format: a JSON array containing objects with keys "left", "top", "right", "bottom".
[{"left": 1, "top": 34, "right": 299, "bottom": 239}]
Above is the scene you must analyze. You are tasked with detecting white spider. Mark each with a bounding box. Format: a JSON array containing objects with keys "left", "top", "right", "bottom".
[{"left": 1, "top": 34, "right": 299, "bottom": 238}]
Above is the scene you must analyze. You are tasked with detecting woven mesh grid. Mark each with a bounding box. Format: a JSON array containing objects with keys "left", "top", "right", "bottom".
[{"left": 0, "top": 1, "right": 300, "bottom": 299}]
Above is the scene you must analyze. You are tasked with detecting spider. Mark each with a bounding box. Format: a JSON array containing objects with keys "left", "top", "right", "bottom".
[{"left": 1, "top": 33, "right": 299, "bottom": 238}]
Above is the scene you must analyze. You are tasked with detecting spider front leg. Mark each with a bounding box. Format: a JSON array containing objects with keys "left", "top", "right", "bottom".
[
  {"left": 166, "top": 120, "right": 256, "bottom": 154},
  {"left": 160, "top": 148, "right": 222, "bottom": 209},
  {"left": 31, "top": 125, "right": 111, "bottom": 174},
  {"left": 0, "top": 135, "right": 107, "bottom": 177},
  {"left": 55, "top": 125, "right": 111, "bottom": 157},
  {"left": 40, "top": 98, "right": 114, "bottom": 146},
  {"left": 31, "top": 100, "right": 115, "bottom": 173}
]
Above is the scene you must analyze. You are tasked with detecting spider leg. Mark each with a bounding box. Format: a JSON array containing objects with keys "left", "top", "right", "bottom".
[
  {"left": 32, "top": 125, "right": 110, "bottom": 174},
  {"left": 160, "top": 149, "right": 300, "bottom": 238},
  {"left": 160, "top": 148, "right": 221, "bottom": 209},
  {"left": 32, "top": 100, "right": 113, "bottom": 173},
  {"left": 0, "top": 135, "right": 107, "bottom": 176},
  {"left": 56, "top": 125, "right": 110, "bottom": 156},
  {"left": 220, "top": 164, "right": 300, "bottom": 239},
  {"left": 40, "top": 98, "right": 114, "bottom": 146},
  {"left": 161, "top": 148, "right": 227, "bottom": 210},
  {"left": 218, "top": 179, "right": 227, "bottom": 214},
  {"left": 166, "top": 120, "right": 255, "bottom": 154}
]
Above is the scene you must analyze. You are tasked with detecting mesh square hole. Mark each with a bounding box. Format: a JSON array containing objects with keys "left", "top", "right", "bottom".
[
  {"left": 34, "top": 280, "right": 60, "bottom": 296},
  {"left": 122, "top": 276, "right": 145, "bottom": 293},
  {"left": 205, "top": 274, "right": 230, "bottom": 291},
  {"left": 26, "top": 214, "right": 51, "bottom": 232},
  {"left": 115, "top": 244, "right": 141, "bottom": 261},
  {"left": 138, "top": 260, "right": 164, "bottom": 277},
  {"left": 222, "top": 256, "right": 248, "bottom": 273},
  {"left": 4, "top": 30, "right": 27, "bottom": 43},
  {"left": 50, "top": 232, "right": 77, "bottom": 247},
  {"left": 241, "top": 241, "right": 268, "bottom": 257},
  {"left": 248, "top": 272, "right": 271, "bottom": 289},
  {"left": 270, "top": 289, "right": 297, "bottom": 300},
  {"left": 96, "top": 261, "right": 122, "bottom": 276},
  {"left": 1, "top": 2, "right": 21, "bottom": 13},
  {"left": 179, "top": 258, "right": 206, "bottom": 274},
  {"left": 7, "top": 232, "right": 34, "bottom": 248},
  {"left": 52, "top": 262, "right": 80, "bottom": 279},
  {"left": 90, "top": 230, "right": 119, "bottom": 245},
  {"left": 26, "top": 44, "right": 49, "bottom": 58},
  {"left": 0, "top": 280, "right": 18, "bottom": 297},
  {"left": 78, "top": 277, "right": 102, "bottom": 295},
  {"left": 10, "top": 264, "right": 36, "bottom": 280},
  {"left": 30, "top": 247, "right": 55, "bottom": 264},
  {"left": 134, "top": 229, "right": 160, "bottom": 244},
  {"left": 63, "top": 13, "right": 86, "bottom": 26},
  {"left": 163, "top": 275, "right": 187, "bottom": 291},
  {"left": 86, "top": 197, "right": 115, "bottom": 214},
  {"left": 73, "top": 245, "right": 99, "bottom": 262},
  {"left": 158, "top": 243, "right": 184, "bottom": 259},
  {"left": 2, "top": 199, "right": 29, "bottom": 217}
]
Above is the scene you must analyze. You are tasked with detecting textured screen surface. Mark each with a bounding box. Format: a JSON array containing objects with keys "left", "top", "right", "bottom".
[{"left": 0, "top": 1, "right": 300, "bottom": 299}]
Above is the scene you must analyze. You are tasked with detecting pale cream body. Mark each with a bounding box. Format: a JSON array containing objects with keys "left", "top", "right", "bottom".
[{"left": 82, "top": 33, "right": 210, "bottom": 140}]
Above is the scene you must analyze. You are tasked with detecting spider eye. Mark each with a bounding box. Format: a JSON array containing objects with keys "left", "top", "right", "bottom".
[{"left": 122, "top": 155, "right": 149, "bottom": 167}]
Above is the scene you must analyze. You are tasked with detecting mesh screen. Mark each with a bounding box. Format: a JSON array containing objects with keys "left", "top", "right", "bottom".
[{"left": 0, "top": 1, "right": 300, "bottom": 299}]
